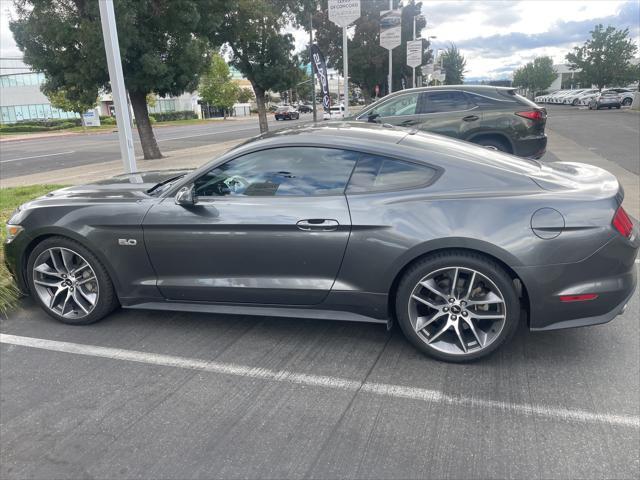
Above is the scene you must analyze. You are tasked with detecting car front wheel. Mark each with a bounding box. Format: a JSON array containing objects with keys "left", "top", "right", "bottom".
[
  {"left": 395, "top": 251, "right": 521, "bottom": 362},
  {"left": 27, "top": 236, "right": 118, "bottom": 325},
  {"left": 622, "top": 97, "right": 633, "bottom": 106}
]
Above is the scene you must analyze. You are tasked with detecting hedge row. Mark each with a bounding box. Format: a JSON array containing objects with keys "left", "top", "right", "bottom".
[
  {"left": 0, "top": 121, "right": 78, "bottom": 133},
  {"left": 151, "top": 110, "right": 197, "bottom": 122}
]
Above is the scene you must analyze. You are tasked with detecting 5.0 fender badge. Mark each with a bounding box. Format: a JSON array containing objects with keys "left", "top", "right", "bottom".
[{"left": 118, "top": 238, "right": 137, "bottom": 246}]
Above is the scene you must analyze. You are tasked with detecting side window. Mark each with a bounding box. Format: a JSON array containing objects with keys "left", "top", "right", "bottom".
[
  {"left": 372, "top": 92, "right": 420, "bottom": 117},
  {"left": 194, "top": 147, "right": 357, "bottom": 197},
  {"left": 418, "top": 91, "right": 472, "bottom": 113},
  {"left": 347, "top": 154, "right": 438, "bottom": 193},
  {"left": 467, "top": 92, "right": 514, "bottom": 107}
]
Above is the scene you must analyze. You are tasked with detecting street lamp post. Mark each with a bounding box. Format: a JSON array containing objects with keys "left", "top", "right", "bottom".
[
  {"left": 309, "top": 12, "right": 317, "bottom": 122},
  {"left": 98, "top": 0, "right": 136, "bottom": 174}
]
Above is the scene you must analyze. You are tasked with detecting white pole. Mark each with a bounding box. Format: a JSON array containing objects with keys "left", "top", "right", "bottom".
[
  {"left": 98, "top": 0, "right": 136, "bottom": 173},
  {"left": 412, "top": 16, "right": 416, "bottom": 88},
  {"left": 388, "top": 0, "right": 393, "bottom": 94},
  {"left": 343, "top": 26, "right": 349, "bottom": 117}
]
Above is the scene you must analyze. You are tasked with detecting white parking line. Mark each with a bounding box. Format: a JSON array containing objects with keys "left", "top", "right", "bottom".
[
  {"left": 0, "top": 150, "right": 75, "bottom": 164},
  {"left": 1, "top": 333, "right": 638, "bottom": 430}
]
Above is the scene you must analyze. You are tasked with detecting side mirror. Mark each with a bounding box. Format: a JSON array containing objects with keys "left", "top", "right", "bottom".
[
  {"left": 367, "top": 112, "right": 381, "bottom": 123},
  {"left": 175, "top": 185, "right": 196, "bottom": 206}
]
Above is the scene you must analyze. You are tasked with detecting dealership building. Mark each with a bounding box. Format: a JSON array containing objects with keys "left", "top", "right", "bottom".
[{"left": 0, "top": 57, "right": 255, "bottom": 124}]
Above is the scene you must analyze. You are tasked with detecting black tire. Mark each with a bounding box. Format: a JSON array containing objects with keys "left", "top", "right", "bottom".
[
  {"left": 616, "top": 106, "right": 621, "bottom": 109},
  {"left": 622, "top": 97, "right": 633, "bottom": 106},
  {"left": 473, "top": 137, "right": 511, "bottom": 153},
  {"left": 572, "top": 98, "right": 580, "bottom": 106},
  {"left": 27, "top": 236, "right": 118, "bottom": 325},
  {"left": 394, "top": 251, "right": 521, "bottom": 362}
]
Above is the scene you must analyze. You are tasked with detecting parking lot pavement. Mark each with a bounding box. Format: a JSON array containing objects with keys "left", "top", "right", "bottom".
[
  {"left": 544, "top": 105, "right": 640, "bottom": 174},
  {"left": 1, "top": 277, "right": 638, "bottom": 480}
]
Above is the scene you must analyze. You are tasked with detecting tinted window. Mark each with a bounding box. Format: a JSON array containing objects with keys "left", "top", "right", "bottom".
[
  {"left": 347, "top": 155, "right": 437, "bottom": 193},
  {"left": 418, "top": 91, "right": 471, "bottom": 113},
  {"left": 194, "top": 147, "right": 357, "bottom": 197},
  {"left": 372, "top": 92, "right": 419, "bottom": 117}
]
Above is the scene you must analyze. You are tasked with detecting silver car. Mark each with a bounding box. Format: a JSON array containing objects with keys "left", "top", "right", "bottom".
[{"left": 4, "top": 123, "right": 638, "bottom": 362}]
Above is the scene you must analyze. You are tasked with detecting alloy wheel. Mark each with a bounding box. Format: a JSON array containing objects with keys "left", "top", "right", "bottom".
[
  {"left": 32, "top": 247, "right": 99, "bottom": 319},
  {"left": 408, "top": 267, "right": 507, "bottom": 356}
]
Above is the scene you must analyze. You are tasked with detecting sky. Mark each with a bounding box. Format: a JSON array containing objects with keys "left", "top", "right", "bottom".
[{"left": 2, "top": 0, "right": 639, "bottom": 81}]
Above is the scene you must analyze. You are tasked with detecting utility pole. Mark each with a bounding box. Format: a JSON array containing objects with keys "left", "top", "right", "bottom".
[
  {"left": 412, "top": 16, "right": 416, "bottom": 88},
  {"left": 388, "top": 0, "right": 393, "bottom": 94},
  {"left": 309, "top": 12, "right": 317, "bottom": 122},
  {"left": 343, "top": 27, "right": 349, "bottom": 116},
  {"left": 98, "top": 0, "right": 136, "bottom": 173}
]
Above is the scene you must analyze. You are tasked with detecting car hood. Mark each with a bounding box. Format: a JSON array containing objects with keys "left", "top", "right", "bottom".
[{"left": 31, "top": 170, "right": 192, "bottom": 202}]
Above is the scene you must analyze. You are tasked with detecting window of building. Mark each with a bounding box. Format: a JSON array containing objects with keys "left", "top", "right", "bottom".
[
  {"left": 347, "top": 154, "right": 438, "bottom": 193},
  {"left": 194, "top": 147, "right": 358, "bottom": 197}
]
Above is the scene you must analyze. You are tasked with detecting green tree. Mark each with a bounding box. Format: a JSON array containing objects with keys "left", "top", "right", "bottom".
[
  {"left": 11, "top": 0, "right": 224, "bottom": 159},
  {"left": 440, "top": 43, "right": 466, "bottom": 85},
  {"left": 200, "top": 54, "right": 241, "bottom": 118},
  {"left": 512, "top": 56, "right": 556, "bottom": 97},
  {"left": 237, "top": 88, "right": 255, "bottom": 104},
  {"left": 214, "top": 0, "right": 304, "bottom": 133},
  {"left": 300, "top": 0, "right": 431, "bottom": 101},
  {"left": 566, "top": 25, "right": 638, "bottom": 90},
  {"left": 46, "top": 88, "right": 97, "bottom": 127}
]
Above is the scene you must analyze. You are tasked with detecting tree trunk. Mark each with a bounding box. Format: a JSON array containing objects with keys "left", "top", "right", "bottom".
[
  {"left": 252, "top": 84, "right": 269, "bottom": 133},
  {"left": 129, "top": 91, "right": 162, "bottom": 159}
]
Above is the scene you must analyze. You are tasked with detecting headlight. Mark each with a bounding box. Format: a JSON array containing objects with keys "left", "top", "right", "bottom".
[{"left": 5, "top": 224, "right": 23, "bottom": 243}]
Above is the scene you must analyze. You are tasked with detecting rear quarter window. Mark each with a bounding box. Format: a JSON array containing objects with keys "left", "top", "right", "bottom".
[{"left": 347, "top": 154, "right": 438, "bottom": 193}]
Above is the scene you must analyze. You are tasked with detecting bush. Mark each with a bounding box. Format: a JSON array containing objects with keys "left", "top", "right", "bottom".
[
  {"left": 100, "top": 116, "right": 116, "bottom": 125},
  {"left": 151, "top": 110, "right": 197, "bottom": 122},
  {"left": 0, "top": 117, "right": 83, "bottom": 132},
  {"left": 15, "top": 118, "right": 82, "bottom": 127}
]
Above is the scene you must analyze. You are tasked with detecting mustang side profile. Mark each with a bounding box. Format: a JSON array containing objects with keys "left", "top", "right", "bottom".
[{"left": 4, "top": 123, "right": 638, "bottom": 361}]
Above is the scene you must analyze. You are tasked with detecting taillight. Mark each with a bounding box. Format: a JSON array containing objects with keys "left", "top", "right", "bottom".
[
  {"left": 515, "top": 110, "right": 544, "bottom": 121},
  {"left": 612, "top": 206, "right": 633, "bottom": 238}
]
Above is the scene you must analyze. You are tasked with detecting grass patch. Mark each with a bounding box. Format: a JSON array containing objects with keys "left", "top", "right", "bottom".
[{"left": 0, "top": 185, "right": 67, "bottom": 316}]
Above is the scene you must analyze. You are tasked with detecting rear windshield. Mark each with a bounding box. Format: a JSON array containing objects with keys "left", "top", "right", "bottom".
[{"left": 497, "top": 88, "right": 539, "bottom": 108}]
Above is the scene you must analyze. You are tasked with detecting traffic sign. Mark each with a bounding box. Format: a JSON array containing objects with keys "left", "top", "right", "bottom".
[
  {"left": 407, "top": 39, "right": 422, "bottom": 68},
  {"left": 328, "top": 0, "right": 361, "bottom": 28}
]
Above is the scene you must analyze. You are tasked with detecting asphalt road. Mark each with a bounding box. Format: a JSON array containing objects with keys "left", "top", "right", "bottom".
[
  {"left": 0, "top": 115, "right": 310, "bottom": 179},
  {"left": 1, "top": 284, "right": 638, "bottom": 480},
  {"left": 545, "top": 105, "right": 640, "bottom": 174}
]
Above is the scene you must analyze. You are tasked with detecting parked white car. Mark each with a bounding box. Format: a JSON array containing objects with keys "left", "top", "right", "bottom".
[
  {"left": 323, "top": 105, "right": 345, "bottom": 120},
  {"left": 563, "top": 89, "right": 598, "bottom": 105},
  {"left": 605, "top": 88, "right": 635, "bottom": 106}
]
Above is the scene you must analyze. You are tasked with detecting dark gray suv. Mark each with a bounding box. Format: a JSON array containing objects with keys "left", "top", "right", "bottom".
[{"left": 354, "top": 85, "right": 547, "bottom": 158}]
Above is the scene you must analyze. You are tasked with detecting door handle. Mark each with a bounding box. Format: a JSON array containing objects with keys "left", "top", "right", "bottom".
[
  {"left": 296, "top": 219, "right": 339, "bottom": 231},
  {"left": 462, "top": 115, "right": 479, "bottom": 122}
]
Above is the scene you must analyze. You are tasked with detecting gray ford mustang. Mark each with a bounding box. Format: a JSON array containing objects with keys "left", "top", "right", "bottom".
[{"left": 4, "top": 122, "right": 638, "bottom": 361}]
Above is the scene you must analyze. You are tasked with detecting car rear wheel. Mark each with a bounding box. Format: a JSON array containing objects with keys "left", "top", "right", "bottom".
[
  {"left": 27, "top": 236, "right": 118, "bottom": 325},
  {"left": 395, "top": 252, "right": 520, "bottom": 362},
  {"left": 473, "top": 137, "right": 511, "bottom": 153}
]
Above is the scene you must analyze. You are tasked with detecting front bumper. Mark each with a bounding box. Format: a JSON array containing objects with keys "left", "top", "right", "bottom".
[{"left": 515, "top": 233, "right": 639, "bottom": 331}]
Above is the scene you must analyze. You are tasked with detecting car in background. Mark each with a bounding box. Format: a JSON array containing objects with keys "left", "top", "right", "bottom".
[
  {"left": 274, "top": 106, "right": 300, "bottom": 121},
  {"left": 588, "top": 91, "right": 622, "bottom": 110},
  {"left": 550, "top": 90, "right": 576, "bottom": 104},
  {"left": 297, "top": 104, "right": 313, "bottom": 113},
  {"left": 563, "top": 89, "right": 598, "bottom": 105},
  {"left": 353, "top": 85, "right": 547, "bottom": 158},
  {"left": 323, "top": 105, "right": 345, "bottom": 120},
  {"left": 605, "top": 88, "right": 635, "bottom": 107}
]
